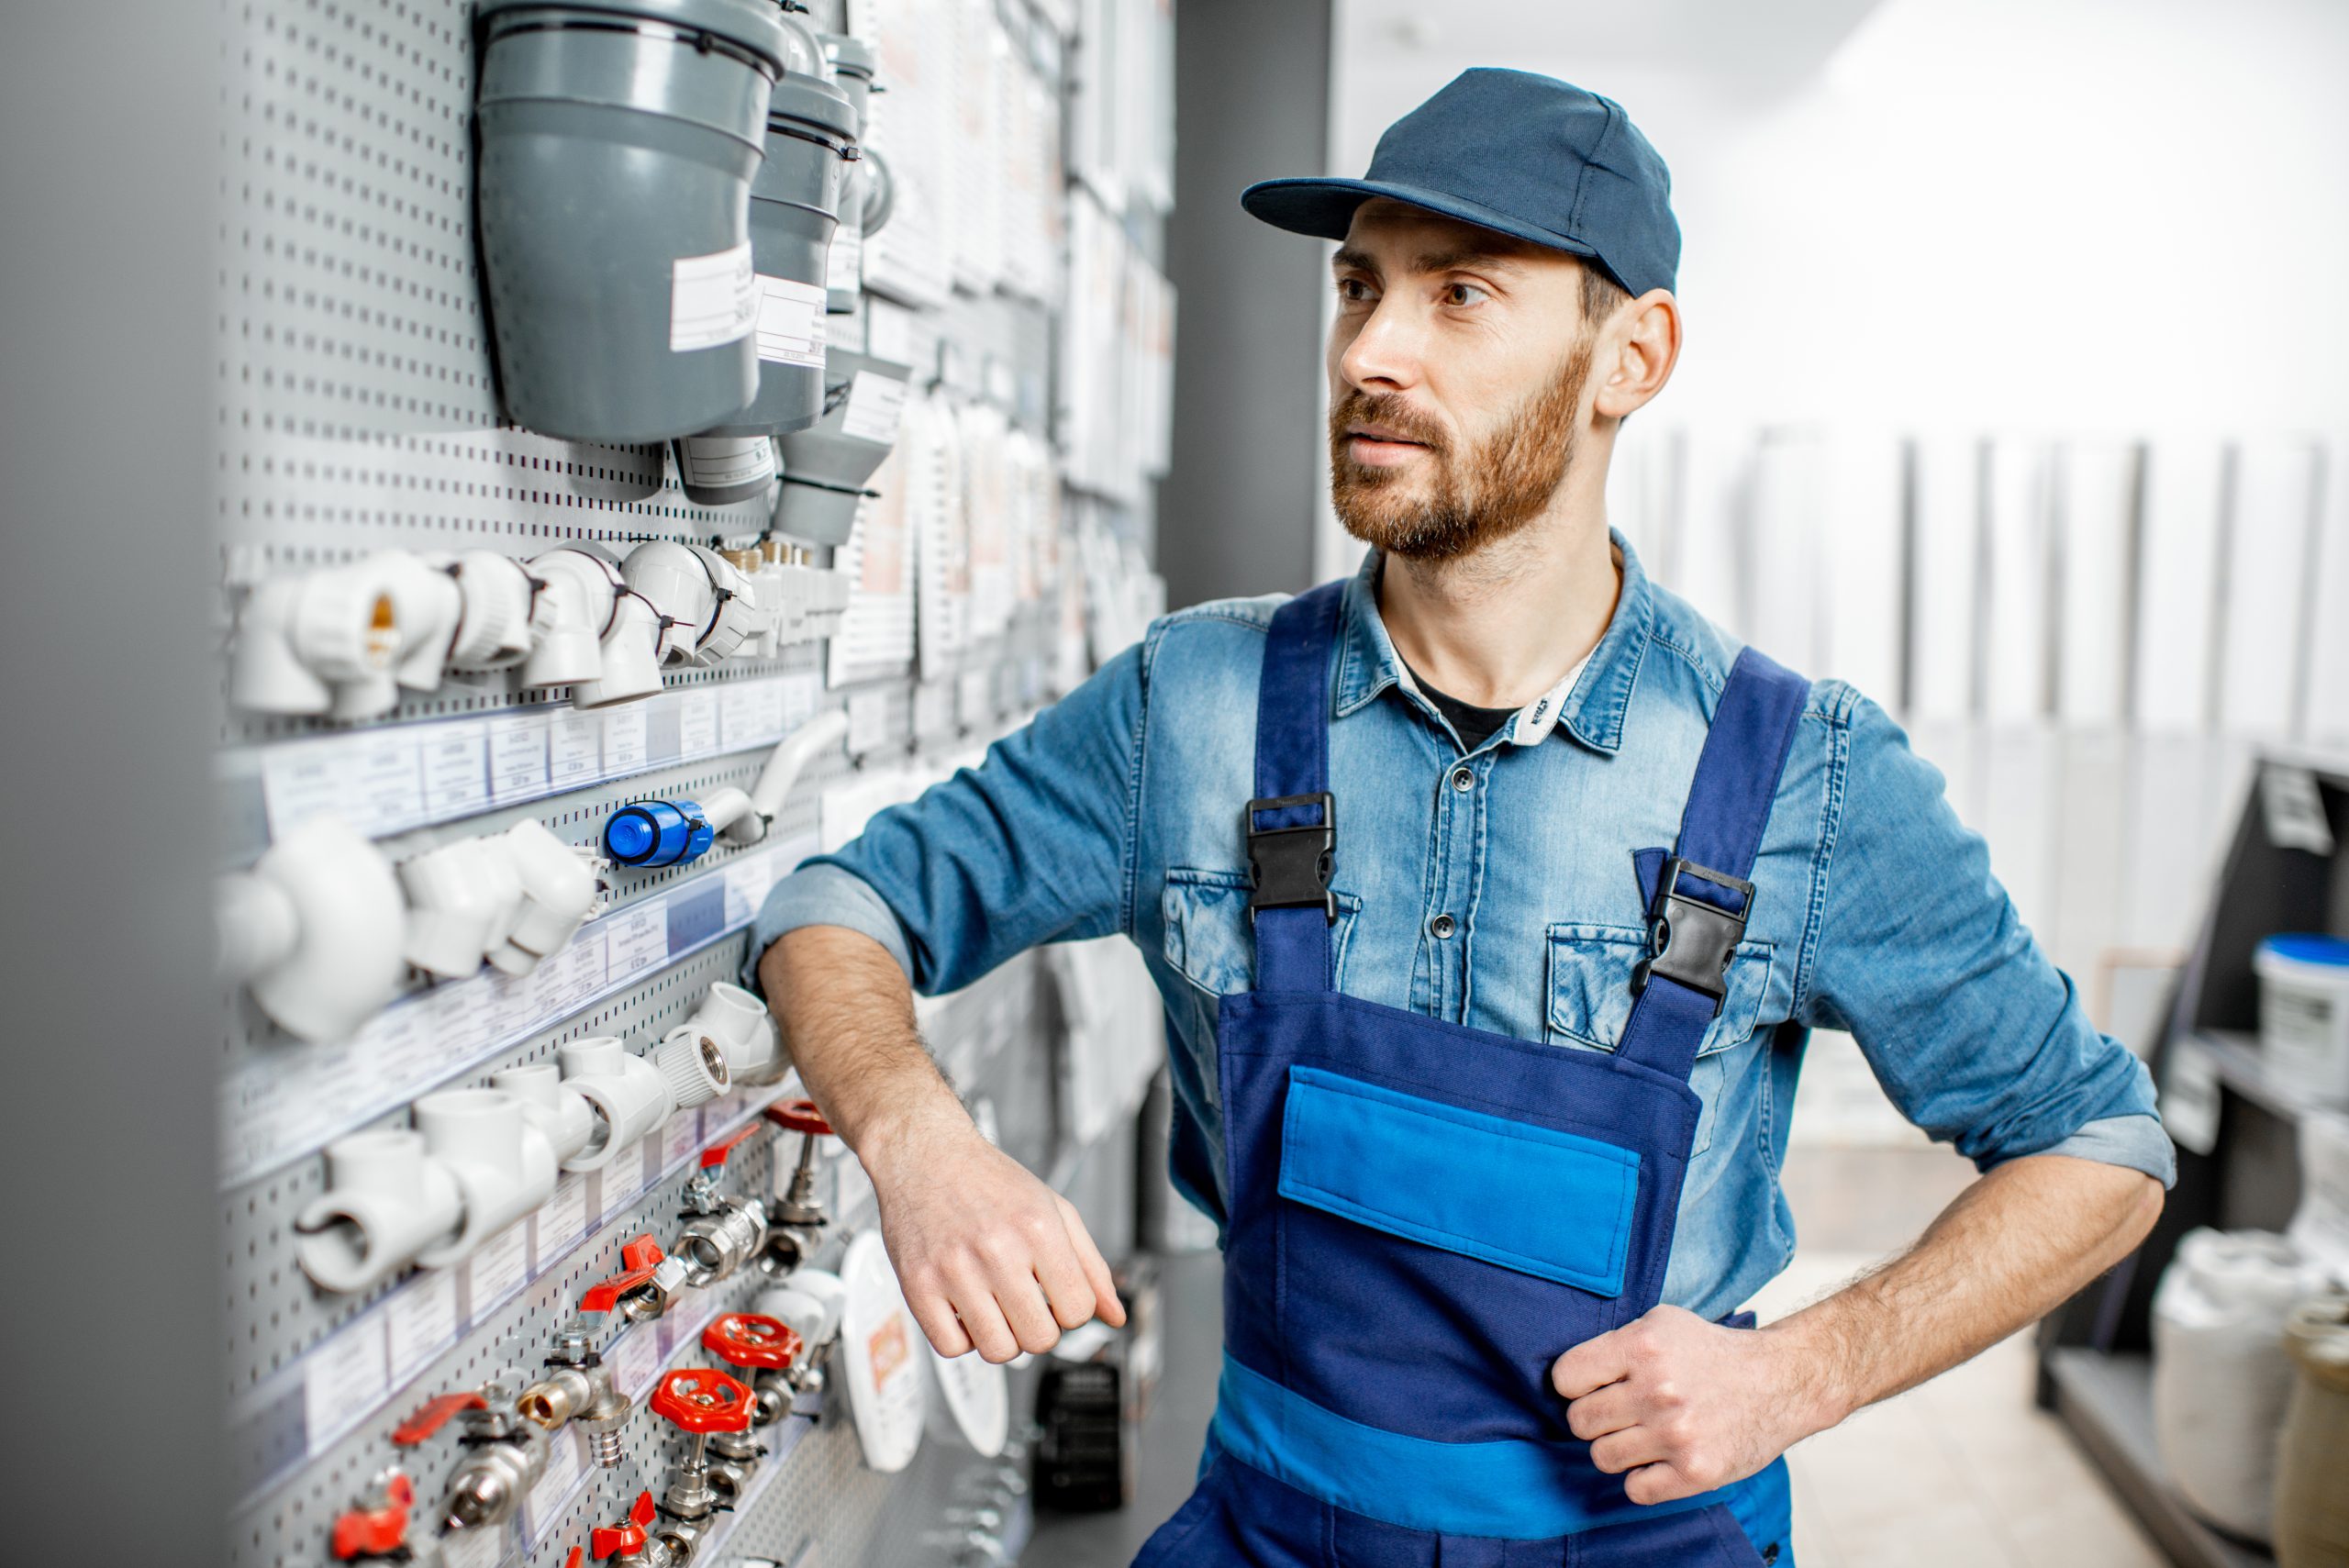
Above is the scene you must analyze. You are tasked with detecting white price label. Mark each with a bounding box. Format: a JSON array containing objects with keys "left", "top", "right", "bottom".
[
  {"left": 303, "top": 1324, "right": 388, "bottom": 1450},
  {"left": 384, "top": 1270, "right": 462, "bottom": 1385},
  {"left": 845, "top": 687, "right": 892, "bottom": 755},
  {"left": 521, "top": 1425, "right": 585, "bottom": 1540},
  {"left": 753, "top": 273, "right": 828, "bottom": 368},
  {"left": 671, "top": 241, "right": 757, "bottom": 352},
  {"left": 488, "top": 712, "right": 552, "bottom": 802},
  {"left": 420, "top": 726, "right": 492, "bottom": 818},
  {"left": 679, "top": 689, "right": 720, "bottom": 758},
  {"left": 825, "top": 210, "right": 863, "bottom": 295},
  {"left": 602, "top": 1136, "right": 649, "bottom": 1214},
  {"left": 607, "top": 1322, "right": 664, "bottom": 1400},
  {"left": 550, "top": 713, "right": 601, "bottom": 785},
  {"left": 468, "top": 1219, "right": 530, "bottom": 1308},
  {"left": 540, "top": 1172, "right": 590, "bottom": 1258},
  {"left": 606, "top": 904, "right": 669, "bottom": 980},
  {"left": 442, "top": 1523, "right": 509, "bottom": 1568},
  {"left": 603, "top": 705, "right": 649, "bottom": 774},
  {"left": 839, "top": 370, "right": 908, "bottom": 446},
  {"left": 664, "top": 1109, "right": 703, "bottom": 1173}
]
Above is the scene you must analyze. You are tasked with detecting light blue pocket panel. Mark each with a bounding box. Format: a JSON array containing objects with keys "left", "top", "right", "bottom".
[{"left": 1277, "top": 1066, "right": 1640, "bottom": 1296}]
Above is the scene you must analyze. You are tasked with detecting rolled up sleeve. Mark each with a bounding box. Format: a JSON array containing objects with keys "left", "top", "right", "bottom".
[
  {"left": 742, "top": 639, "right": 1148, "bottom": 998},
  {"left": 1798, "top": 695, "right": 2176, "bottom": 1190}
]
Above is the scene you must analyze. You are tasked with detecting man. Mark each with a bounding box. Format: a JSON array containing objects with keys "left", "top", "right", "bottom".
[{"left": 749, "top": 69, "right": 2171, "bottom": 1566}]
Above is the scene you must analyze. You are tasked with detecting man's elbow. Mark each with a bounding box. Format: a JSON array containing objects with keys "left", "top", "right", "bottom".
[{"left": 2119, "top": 1170, "right": 2165, "bottom": 1251}]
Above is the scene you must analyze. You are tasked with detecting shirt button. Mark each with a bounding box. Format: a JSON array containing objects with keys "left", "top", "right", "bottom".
[
  {"left": 1450, "top": 766, "right": 1474, "bottom": 792},
  {"left": 1431, "top": 913, "right": 1456, "bottom": 939}
]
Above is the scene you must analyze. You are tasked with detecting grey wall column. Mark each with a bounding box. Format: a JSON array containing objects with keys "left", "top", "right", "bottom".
[
  {"left": 0, "top": 5, "right": 225, "bottom": 1561},
  {"left": 1157, "top": 0, "right": 1335, "bottom": 609}
]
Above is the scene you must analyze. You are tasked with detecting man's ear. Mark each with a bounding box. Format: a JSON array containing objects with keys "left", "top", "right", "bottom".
[{"left": 1592, "top": 289, "right": 1681, "bottom": 420}]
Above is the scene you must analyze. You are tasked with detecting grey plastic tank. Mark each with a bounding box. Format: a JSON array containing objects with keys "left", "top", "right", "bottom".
[
  {"left": 474, "top": 0, "right": 791, "bottom": 442},
  {"left": 698, "top": 70, "right": 861, "bottom": 439},
  {"left": 772, "top": 350, "right": 915, "bottom": 547}
]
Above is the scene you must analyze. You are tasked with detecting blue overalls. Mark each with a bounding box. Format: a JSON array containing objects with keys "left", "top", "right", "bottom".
[{"left": 1134, "top": 581, "right": 1808, "bottom": 1567}]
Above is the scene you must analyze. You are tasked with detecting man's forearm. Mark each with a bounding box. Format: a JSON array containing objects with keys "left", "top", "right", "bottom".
[
  {"left": 757, "top": 923, "right": 970, "bottom": 1164},
  {"left": 1767, "top": 1154, "right": 2165, "bottom": 1429}
]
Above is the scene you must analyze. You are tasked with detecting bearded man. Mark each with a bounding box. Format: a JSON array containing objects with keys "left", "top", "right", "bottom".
[{"left": 741, "top": 69, "right": 2171, "bottom": 1567}]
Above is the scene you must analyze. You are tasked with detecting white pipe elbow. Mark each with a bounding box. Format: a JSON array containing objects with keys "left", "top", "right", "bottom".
[
  {"left": 673, "top": 981, "right": 789, "bottom": 1087},
  {"left": 619, "top": 542, "right": 717, "bottom": 666},
  {"left": 447, "top": 550, "right": 537, "bottom": 673},
  {"left": 409, "top": 1088, "right": 560, "bottom": 1269},
  {"left": 489, "top": 1062, "right": 597, "bottom": 1166},
  {"left": 228, "top": 576, "right": 334, "bottom": 715},
  {"left": 573, "top": 590, "right": 666, "bottom": 710},
  {"left": 745, "top": 708, "right": 850, "bottom": 830},
  {"left": 296, "top": 1128, "right": 464, "bottom": 1295},
  {"left": 485, "top": 819, "right": 600, "bottom": 975},
  {"left": 518, "top": 559, "right": 605, "bottom": 689},
  {"left": 227, "top": 815, "right": 407, "bottom": 1045},
  {"left": 697, "top": 786, "right": 760, "bottom": 846},
  {"left": 555, "top": 1034, "right": 727, "bottom": 1172},
  {"left": 400, "top": 837, "right": 524, "bottom": 981},
  {"left": 387, "top": 554, "right": 464, "bottom": 695}
]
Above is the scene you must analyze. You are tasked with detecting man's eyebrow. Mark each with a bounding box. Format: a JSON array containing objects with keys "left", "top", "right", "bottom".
[{"left": 1330, "top": 243, "right": 1533, "bottom": 278}]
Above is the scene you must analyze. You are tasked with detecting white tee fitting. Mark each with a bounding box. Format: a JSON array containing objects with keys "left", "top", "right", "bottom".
[
  {"left": 555, "top": 1035, "right": 728, "bottom": 1172},
  {"left": 573, "top": 590, "right": 666, "bottom": 709},
  {"left": 489, "top": 1061, "right": 597, "bottom": 1166},
  {"left": 755, "top": 1267, "right": 848, "bottom": 1351},
  {"left": 410, "top": 1088, "right": 559, "bottom": 1268},
  {"left": 447, "top": 550, "right": 538, "bottom": 673},
  {"left": 485, "top": 819, "right": 600, "bottom": 975},
  {"left": 296, "top": 1128, "right": 464, "bottom": 1295},
  {"left": 671, "top": 981, "right": 788, "bottom": 1087},
  {"left": 220, "top": 814, "right": 406, "bottom": 1045},
  {"left": 399, "top": 836, "right": 524, "bottom": 981}
]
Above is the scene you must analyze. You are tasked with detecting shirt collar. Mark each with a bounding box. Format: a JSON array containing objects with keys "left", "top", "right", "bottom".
[{"left": 1331, "top": 528, "right": 1654, "bottom": 754}]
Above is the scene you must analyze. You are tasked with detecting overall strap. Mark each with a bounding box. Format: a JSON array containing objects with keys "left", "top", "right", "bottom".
[
  {"left": 1247, "top": 581, "right": 1348, "bottom": 995},
  {"left": 1614, "top": 646, "right": 1809, "bottom": 1082}
]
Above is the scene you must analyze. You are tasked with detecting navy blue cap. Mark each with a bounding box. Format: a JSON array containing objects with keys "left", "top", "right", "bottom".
[{"left": 1241, "top": 69, "right": 1679, "bottom": 299}]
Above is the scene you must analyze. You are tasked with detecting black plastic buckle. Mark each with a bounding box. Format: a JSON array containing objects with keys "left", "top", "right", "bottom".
[
  {"left": 1244, "top": 792, "right": 1336, "bottom": 924},
  {"left": 1630, "top": 856, "right": 1753, "bottom": 1017}
]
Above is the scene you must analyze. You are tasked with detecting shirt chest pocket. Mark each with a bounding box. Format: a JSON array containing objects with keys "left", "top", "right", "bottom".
[
  {"left": 1545, "top": 922, "right": 1775, "bottom": 1157},
  {"left": 1162, "top": 867, "right": 1363, "bottom": 996}
]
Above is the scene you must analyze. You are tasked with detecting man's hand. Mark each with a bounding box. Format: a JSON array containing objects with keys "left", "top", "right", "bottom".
[
  {"left": 863, "top": 1100, "right": 1127, "bottom": 1363},
  {"left": 1552, "top": 1306, "right": 1836, "bottom": 1505}
]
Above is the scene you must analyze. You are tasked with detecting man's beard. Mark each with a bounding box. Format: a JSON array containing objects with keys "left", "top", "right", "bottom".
[{"left": 1329, "top": 336, "right": 1594, "bottom": 562}]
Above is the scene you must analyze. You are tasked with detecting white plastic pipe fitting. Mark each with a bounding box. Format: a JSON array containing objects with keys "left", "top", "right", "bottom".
[
  {"left": 518, "top": 552, "right": 606, "bottom": 689},
  {"left": 386, "top": 553, "right": 464, "bottom": 696},
  {"left": 229, "top": 559, "right": 410, "bottom": 717},
  {"left": 734, "top": 707, "right": 851, "bottom": 846},
  {"left": 577, "top": 590, "right": 666, "bottom": 708},
  {"left": 667, "top": 981, "right": 789, "bottom": 1087},
  {"left": 489, "top": 1062, "right": 597, "bottom": 1166},
  {"left": 554, "top": 1035, "right": 728, "bottom": 1172},
  {"left": 217, "top": 814, "right": 407, "bottom": 1045},
  {"left": 446, "top": 550, "right": 539, "bottom": 673},
  {"left": 755, "top": 1267, "right": 847, "bottom": 1351},
  {"left": 410, "top": 1088, "right": 559, "bottom": 1268},
  {"left": 622, "top": 541, "right": 763, "bottom": 667},
  {"left": 296, "top": 1128, "right": 464, "bottom": 1295},
  {"left": 523, "top": 545, "right": 662, "bottom": 706},
  {"left": 485, "top": 819, "right": 601, "bottom": 976},
  {"left": 400, "top": 836, "right": 525, "bottom": 981}
]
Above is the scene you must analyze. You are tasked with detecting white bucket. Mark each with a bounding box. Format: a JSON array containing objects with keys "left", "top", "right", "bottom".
[{"left": 2255, "top": 934, "right": 2349, "bottom": 1105}]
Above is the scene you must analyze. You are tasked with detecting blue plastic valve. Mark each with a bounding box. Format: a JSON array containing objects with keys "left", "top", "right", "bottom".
[{"left": 601, "top": 798, "right": 717, "bottom": 869}]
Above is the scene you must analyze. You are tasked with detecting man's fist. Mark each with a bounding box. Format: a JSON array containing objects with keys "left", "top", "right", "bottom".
[{"left": 1551, "top": 1305, "right": 1828, "bottom": 1505}]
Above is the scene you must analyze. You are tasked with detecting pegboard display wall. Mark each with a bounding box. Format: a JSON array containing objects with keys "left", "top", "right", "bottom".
[{"left": 210, "top": 0, "right": 1176, "bottom": 1562}]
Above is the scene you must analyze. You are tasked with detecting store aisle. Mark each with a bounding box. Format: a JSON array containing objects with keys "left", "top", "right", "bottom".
[{"left": 1026, "top": 1145, "right": 2165, "bottom": 1566}]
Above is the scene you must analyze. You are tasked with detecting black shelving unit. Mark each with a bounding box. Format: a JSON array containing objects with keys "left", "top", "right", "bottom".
[{"left": 2033, "top": 755, "right": 2349, "bottom": 1567}]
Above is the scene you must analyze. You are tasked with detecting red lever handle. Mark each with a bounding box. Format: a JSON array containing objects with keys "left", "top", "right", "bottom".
[
  {"left": 565, "top": 1551, "right": 584, "bottom": 1568},
  {"left": 702, "top": 1312, "right": 803, "bottom": 1371},
  {"left": 589, "top": 1492, "right": 658, "bottom": 1560},
  {"left": 699, "top": 1120, "right": 763, "bottom": 1170},
  {"left": 647, "top": 1367, "right": 754, "bottom": 1433},
  {"left": 329, "top": 1474, "right": 414, "bottom": 1560},
  {"left": 391, "top": 1390, "right": 485, "bottom": 1447},
  {"left": 763, "top": 1097, "right": 834, "bottom": 1138},
  {"left": 580, "top": 1234, "right": 666, "bottom": 1315}
]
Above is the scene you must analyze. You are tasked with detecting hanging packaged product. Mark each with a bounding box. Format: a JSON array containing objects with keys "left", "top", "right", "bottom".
[
  {"left": 473, "top": 0, "right": 793, "bottom": 442},
  {"left": 838, "top": 1229, "right": 928, "bottom": 1473},
  {"left": 772, "top": 350, "right": 915, "bottom": 547},
  {"left": 690, "top": 15, "right": 859, "bottom": 447},
  {"left": 2255, "top": 933, "right": 2349, "bottom": 1105}
]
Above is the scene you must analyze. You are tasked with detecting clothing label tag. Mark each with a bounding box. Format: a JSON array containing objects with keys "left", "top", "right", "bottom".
[
  {"left": 753, "top": 273, "right": 829, "bottom": 368},
  {"left": 2262, "top": 764, "right": 2337, "bottom": 855},
  {"left": 671, "top": 242, "right": 757, "bottom": 352},
  {"left": 2163, "top": 1040, "right": 2222, "bottom": 1156},
  {"left": 839, "top": 370, "right": 908, "bottom": 446}
]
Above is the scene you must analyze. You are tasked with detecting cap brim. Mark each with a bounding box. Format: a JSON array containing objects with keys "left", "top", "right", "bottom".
[{"left": 1239, "top": 176, "right": 1602, "bottom": 266}]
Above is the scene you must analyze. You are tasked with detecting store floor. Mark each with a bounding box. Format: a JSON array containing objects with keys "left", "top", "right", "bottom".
[{"left": 1022, "top": 1145, "right": 2165, "bottom": 1567}]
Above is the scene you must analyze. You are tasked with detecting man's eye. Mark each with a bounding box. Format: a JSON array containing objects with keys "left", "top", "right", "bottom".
[
  {"left": 1442, "top": 282, "right": 1490, "bottom": 307},
  {"left": 1336, "top": 277, "right": 1376, "bottom": 305}
]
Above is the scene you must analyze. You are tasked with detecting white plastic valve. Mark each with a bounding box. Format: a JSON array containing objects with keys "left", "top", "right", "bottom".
[
  {"left": 409, "top": 1088, "right": 559, "bottom": 1268},
  {"left": 553, "top": 1035, "right": 728, "bottom": 1172},
  {"left": 485, "top": 819, "right": 601, "bottom": 975},
  {"left": 489, "top": 1062, "right": 596, "bottom": 1166},
  {"left": 665, "top": 981, "right": 788, "bottom": 1087},
  {"left": 399, "top": 837, "right": 525, "bottom": 981},
  {"left": 296, "top": 1128, "right": 464, "bottom": 1295},
  {"left": 217, "top": 814, "right": 407, "bottom": 1045}
]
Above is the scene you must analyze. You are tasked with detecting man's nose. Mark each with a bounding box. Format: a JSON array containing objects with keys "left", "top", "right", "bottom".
[{"left": 1337, "top": 296, "right": 1425, "bottom": 393}]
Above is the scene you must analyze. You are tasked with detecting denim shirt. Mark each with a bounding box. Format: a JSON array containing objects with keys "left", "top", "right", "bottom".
[{"left": 749, "top": 533, "right": 2175, "bottom": 1321}]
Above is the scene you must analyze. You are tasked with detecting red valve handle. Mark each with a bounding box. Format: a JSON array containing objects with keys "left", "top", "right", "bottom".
[
  {"left": 391, "top": 1390, "right": 485, "bottom": 1446},
  {"left": 588, "top": 1490, "right": 657, "bottom": 1560},
  {"left": 698, "top": 1120, "right": 763, "bottom": 1170},
  {"left": 328, "top": 1473, "right": 414, "bottom": 1560},
  {"left": 701, "top": 1312, "right": 803, "bottom": 1371},
  {"left": 580, "top": 1234, "right": 666, "bottom": 1315},
  {"left": 565, "top": 1551, "right": 584, "bottom": 1568},
  {"left": 647, "top": 1367, "right": 754, "bottom": 1433},
  {"left": 763, "top": 1097, "right": 834, "bottom": 1138}
]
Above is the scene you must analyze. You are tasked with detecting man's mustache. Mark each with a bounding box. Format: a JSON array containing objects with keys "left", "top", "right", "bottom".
[{"left": 1332, "top": 393, "right": 1448, "bottom": 455}]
